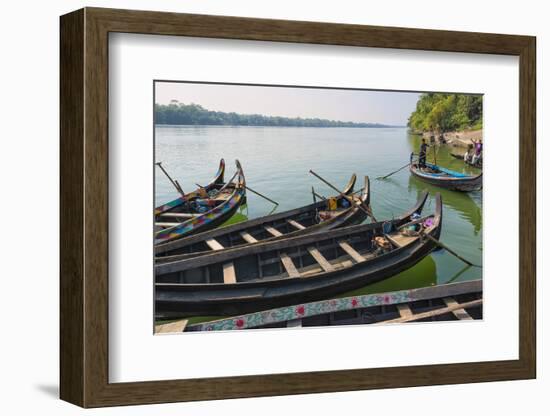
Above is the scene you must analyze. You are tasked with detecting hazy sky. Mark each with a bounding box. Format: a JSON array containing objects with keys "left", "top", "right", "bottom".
[{"left": 155, "top": 82, "right": 421, "bottom": 126}]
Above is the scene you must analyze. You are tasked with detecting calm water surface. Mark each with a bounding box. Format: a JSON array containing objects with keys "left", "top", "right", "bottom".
[{"left": 155, "top": 126, "right": 482, "bottom": 296}]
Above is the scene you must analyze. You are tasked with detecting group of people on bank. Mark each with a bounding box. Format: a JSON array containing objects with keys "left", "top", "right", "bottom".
[{"left": 418, "top": 137, "right": 483, "bottom": 169}]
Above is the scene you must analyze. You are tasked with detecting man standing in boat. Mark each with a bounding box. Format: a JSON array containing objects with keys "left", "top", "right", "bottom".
[{"left": 419, "top": 138, "right": 429, "bottom": 169}]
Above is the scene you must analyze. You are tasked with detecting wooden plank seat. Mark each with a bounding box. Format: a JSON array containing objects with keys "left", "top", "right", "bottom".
[
  {"left": 287, "top": 219, "right": 306, "bottom": 230},
  {"left": 239, "top": 231, "right": 258, "bottom": 243},
  {"left": 338, "top": 241, "right": 366, "bottom": 263},
  {"left": 264, "top": 225, "right": 283, "bottom": 237},
  {"left": 155, "top": 319, "right": 189, "bottom": 334},
  {"left": 385, "top": 232, "right": 418, "bottom": 248},
  {"left": 223, "top": 262, "right": 237, "bottom": 284},
  {"left": 396, "top": 303, "right": 413, "bottom": 318},
  {"left": 443, "top": 297, "right": 474, "bottom": 320},
  {"left": 206, "top": 238, "right": 225, "bottom": 251},
  {"left": 204, "top": 238, "right": 236, "bottom": 282},
  {"left": 307, "top": 247, "right": 335, "bottom": 272},
  {"left": 280, "top": 253, "right": 301, "bottom": 278}
]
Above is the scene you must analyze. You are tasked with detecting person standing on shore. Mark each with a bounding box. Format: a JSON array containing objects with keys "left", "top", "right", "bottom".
[
  {"left": 419, "top": 138, "right": 429, "bottom": 169},
  {"left": 471, "top": 138, "right": 483, "bottom": 165}
]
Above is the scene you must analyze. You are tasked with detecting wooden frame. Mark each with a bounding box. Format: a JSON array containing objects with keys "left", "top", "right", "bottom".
[{"left": 60, "top": 7, "right": 536, "bottom": 408}]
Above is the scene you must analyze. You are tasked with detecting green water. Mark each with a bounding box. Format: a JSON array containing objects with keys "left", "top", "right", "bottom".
[{"left": 155, "top": 125, "right": 482, "bottom": 296}]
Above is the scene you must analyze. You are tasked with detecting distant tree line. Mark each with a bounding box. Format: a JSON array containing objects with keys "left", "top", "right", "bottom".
[
  {"left": 407, "top": 93, "right": 482, "bottom": 133},
  {"left": 155, "top": 102, "right": 393, "bottom": 128}
]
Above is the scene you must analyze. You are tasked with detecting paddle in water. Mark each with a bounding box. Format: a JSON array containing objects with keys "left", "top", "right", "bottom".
[
  {"left": 245, "top": 185, "right": 279, "bottom": 206},
  {"left": 376, "top": 162, "right": 411, "bottom": 180},
  {"left": 420, "top": 231, "right": 481, "bottom": 268}
]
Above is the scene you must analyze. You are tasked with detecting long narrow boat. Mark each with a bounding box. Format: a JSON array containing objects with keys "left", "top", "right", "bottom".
[
  {"left": 175, "top": 279, "right": 482, "bottom": 332},
  {"left": 410, "top": 153, "right": 482, "bottom": 191},
  {"left": 155, "top": 158, "right": 225, "bottom": 217},
  {"left": 450, "top": 151, "right": 482, "bottom": 168},
  {"left": 155, "top": 191, "right": 439, "bottom": 318},
  {"left": 155, "top": 174, "right": 371, "bottom": 261},
  {"left": 155, "top": 160, "right": 246, "bottom": 244}
]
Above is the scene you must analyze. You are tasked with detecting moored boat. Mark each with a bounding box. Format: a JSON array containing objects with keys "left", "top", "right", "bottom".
[
  {"left": 410, "top": 153, "right": 482, "bottom": 192},
  {"left": 155, "top": 160, "right": 246, "bottom": 243},
  {"left": 178, "top": 279, "right": 482, "bottom": 332},
  {"left": 155, "top": 174, "right": 372, "bottom": 261},
  {"left": 155, "top": 158, "right": 225, "bottom": 217},
  {"left": 450, "top": 151, "right": 482, "bottom": 168},
  {"left": 154, "top": 191, "right": 440, "bottom": 318}
]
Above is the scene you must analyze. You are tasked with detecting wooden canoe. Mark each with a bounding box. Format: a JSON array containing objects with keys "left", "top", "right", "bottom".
[
  {"left": 180, "top": 279, "right": 482, "bottom": 332},
  {"left": 155, "top": 160, "right": 246, "bottom": 244},
  {"left": 155, "top": 158, "right": 225, "bottom": 217},
  {"left": 410, "top": 153, "right": 482, "bottom": 192},
  {"left": 155, "top": 174, "right": 371, "bottom": 260},
  {"left": 154, "top": 191, "right": 439, "bottom": 318}
]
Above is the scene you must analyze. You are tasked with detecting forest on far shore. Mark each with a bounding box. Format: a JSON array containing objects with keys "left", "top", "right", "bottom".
[
  {"left": 407, "top": 93, "right": 483, "bottom": 133},
  {"left": 155, "top": 102, "right": 394, "bottom": 128}
]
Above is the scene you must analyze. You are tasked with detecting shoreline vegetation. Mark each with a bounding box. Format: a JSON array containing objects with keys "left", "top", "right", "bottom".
[
  {"left": 407, "top": 93, "right": 483, "bottom": 148},
  {"left": 155, "top": 102, "right": 398, "bottom": 128}
]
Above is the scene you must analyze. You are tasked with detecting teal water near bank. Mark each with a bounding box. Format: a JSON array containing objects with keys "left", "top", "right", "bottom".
[{"left": 155, "top": 125, "right": 482, "bottom": 295}]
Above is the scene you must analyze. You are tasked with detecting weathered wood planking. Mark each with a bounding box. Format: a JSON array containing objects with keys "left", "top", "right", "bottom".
[
  {"left": 307, "top": 247, "right": 335, "bottom": 272},
  {"left": 206, "top": 238, "right": 225, "bottom": 251},
  {"left": 155, "top": 319, "right": 189, "bottom": 334},
  {"left": 223, "top": 262, "right": 237, "bottom": 284},
  {"left": 384, "top": 299, "right": 482, "bottom": 323},
  {"left": 240, "top": 231, "right": 258, "bottom": 243},
  {"left": 287, "top": 219, "right": 306, "bottom": 230},
  {"left": 280, "top": 253, "right": 301, "bottom": 278},
  {"left": 338, "top": 241, "right": 366, "bottom": 263},
  {"left": 396, "top": 303, "right": 413, "bottom": 318},
  {"left": 264, "top": 225, "right": 283, "bottom": 237},
  {"left": 444, "top": 297, "right": 473, "bottom": 320}
]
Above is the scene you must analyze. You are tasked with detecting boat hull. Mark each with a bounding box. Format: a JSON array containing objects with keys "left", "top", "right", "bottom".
[
  {"left": 155, "top": 175, "right": 370, "bottom": 259},
  {"left": 155, "top": 192, "right": 439, "bottom": 318},
  {"left": 410, "top": 163, "right": 482, "bottom": 192}
]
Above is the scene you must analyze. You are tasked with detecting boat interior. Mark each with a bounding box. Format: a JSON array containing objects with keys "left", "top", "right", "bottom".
[
  {"left": 159, "top": 191, "right": 364, "bottom": 255},
  {"left": 156, "top": 213, "right": 438, "bottom": 285},
  {"left": 155, "top": 183, "right": 238, "bottom": 231}
]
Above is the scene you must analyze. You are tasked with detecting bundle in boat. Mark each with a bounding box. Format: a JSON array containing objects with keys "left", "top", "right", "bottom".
[
  {"left": 155, "top": 160, "right": 246, "bottom": 243},
  {"left": 409, "top": 153, "right": 482, "bottom": 192},
  {"left": 155, "top": 174, "right": 371, "bottom": 261},
  {"left": 155, "top": 191, "right": 441, "bottom": 318},
  {"left": 179, "top": 279, "right": 482, "bottom": 332}
]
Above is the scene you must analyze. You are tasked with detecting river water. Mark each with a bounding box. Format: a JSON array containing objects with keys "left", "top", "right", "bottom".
[{"left": 155, "top": 125, "right": 482, "bottom": 296}]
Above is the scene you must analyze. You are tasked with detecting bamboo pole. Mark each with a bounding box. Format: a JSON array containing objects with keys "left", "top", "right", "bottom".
[
  {"left": 376, "top": 163, "right": 410, "bottom": 180},
  {"left": 245, "top": 185, "right": 278, "bottom": 206},
  {"left": 422, "top": 231, "right": 481, "bottom": 268},
  {"left": 155, "top": 162, "right": 185, "bottom": 196}
]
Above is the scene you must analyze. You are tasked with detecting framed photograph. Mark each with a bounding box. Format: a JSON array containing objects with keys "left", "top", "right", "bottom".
[{"left": 60, "top": 7, "right": 536, "bottom": 408}]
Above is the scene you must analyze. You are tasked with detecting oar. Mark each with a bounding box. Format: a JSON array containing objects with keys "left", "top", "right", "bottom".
[
  {"left": 313, "top": 190, "right": 327, "bottom": 201},
  {"left": 245, "top": 185, "right": 278, "bottom": 206},
  {"left": 421, "top": 231, "right": 481, "bottom": 268},
  {"left": 376, "top": 162, "right": 410, "bottom": 180},
  {"left": 155, "top": 162, "right": 185, "bottom": 197},
  {"left": 312, "top": 186, "right": 317, "bottom": 204},
  {"left": 309, "top": 170, "right": 376, "bottom": 222},
  {"left": 432, "top": 142, "right": 438, "bottom": 165}
]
